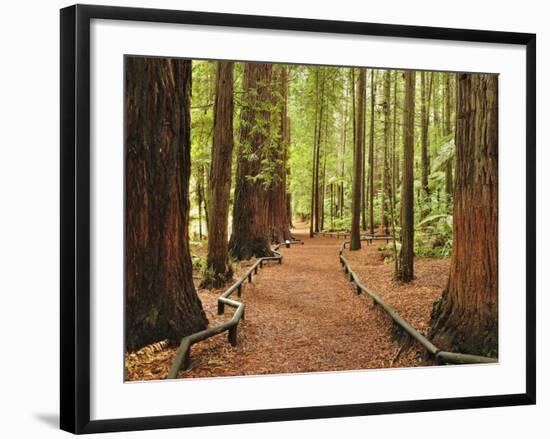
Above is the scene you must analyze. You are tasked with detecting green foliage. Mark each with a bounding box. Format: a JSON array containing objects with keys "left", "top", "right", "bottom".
[
  {"left": 187, "top": 62, "right": 457, "bottom": 263},
  {"left": 415, "top": 212, "right": 453, "bottom": 257}
]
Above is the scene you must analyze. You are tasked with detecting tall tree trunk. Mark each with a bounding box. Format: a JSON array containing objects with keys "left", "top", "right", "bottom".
[
  {"left": 309, "top": 69, "right": 320, "bottom": 238},
  {"left": 429, "top": 74, "right": 498, "bottom": 357},
  {"left": 269, "top": 67, "right": 292, "bottom": 243},
  {"left": 445, "top": 74, "right": 454, "bottom": 199},
  {"left": 397, "top": 70, "right": 416, "bottom": 282},
  {"left": 197, "top": 173, "right": 203, "bottom": 240},
  {"left": 350, "top": 68, "right": 356, "bottom": 223},
  {"left": 202, "top": 164, "right": 209, "bottom": 232},
  {"left": 392, "top": 71, "right": 398, "bottom": 212},
  {"left": 420, "top": 71, "right": 431, "bottom": 199},
  {"left": 203, "top": 62, "right": 234, "bottom": 287},
  {"left": 229, "top": 63, "right": 274, "bottom": 260},
  {"left": 368, "top": 70, "right": 376, "bottom": 235},
  {"left": 350, "top": 68, "right": 366, "bottom": 250},
  {"left": 361, "top": 73, "right": 368, "bottom": 232},
  {"left": 125, "top": 57, "right": 207, "bottom": 352},
  {"left": 315, "top": 76, "right": 325, "bottom": 233},
  {"left": 338, "top": 83, "right": 348, "bottom": 219},
  {"left": 381, "top": 70, "right": 391, "bottom": 235}
]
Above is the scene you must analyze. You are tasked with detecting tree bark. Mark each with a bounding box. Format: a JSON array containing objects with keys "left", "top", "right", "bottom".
[
  {"left": 420, "top": 71, "right": 432, "bottom": 199},
  {"left": 397, "top": 70, "right": 416, "bottom": 282},
  {"left": 269, "top": 67, "right": 292, "bottom": 243},
  {"left": 125, "top": 57, "right": 208, "bottom": 352},
  {"left": 368, "top": 70, "right": 376, "bottom": 235},
  {"left": 381, "top": 69, "right": 391, "bottom": 234},
  {"left": 445, "top": 74, "right": 455, "bottom": 198},
  {"left": 309, "top": 69, "right": 320, "bottom": 238},
  {"left": 350, "top": 68, "right": 366, "bottom": 250},
  {"left": 203, "top": 62, "right": 234, "bottom": 287},
  {"left": 429, "top": 73, "right": 498, "bottom": 357},
  {"left": 229, "top": 63, "right": 274, "bottom": 260}
]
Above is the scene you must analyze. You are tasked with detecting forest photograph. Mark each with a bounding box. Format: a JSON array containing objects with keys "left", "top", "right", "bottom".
[{"left": 124, "top": 56, "right": 498, "bottom": 382}]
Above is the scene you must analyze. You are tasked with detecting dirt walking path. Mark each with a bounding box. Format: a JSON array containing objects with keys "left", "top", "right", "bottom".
[
  {"left": 126, "top": 226, "right": 436, "bottom": 381},
  {"left": 177, "top": 227, "right": 414, "bottom": 378}
]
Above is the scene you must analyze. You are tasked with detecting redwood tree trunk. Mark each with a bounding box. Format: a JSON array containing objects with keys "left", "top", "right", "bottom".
[
  {"left": 350, "top": 68, "right": 366, "bottom": 250},
  {"left": 125, "top": 57, "right": 208, "bottom": 352},
  {"left": 229, "top": 63, "right": 274, "bottom": 260},
  {"left": 429, "top": 73, "right": 498, "bottom": 357},
  {"left": 269, "top": 67, "right": 292, "bottom": 243},
  {"left": 397, "top": 70, "right": 416, "bottom": 282},
  {"left": 204, "top": 61, "right": 234, "bottom": 287}
]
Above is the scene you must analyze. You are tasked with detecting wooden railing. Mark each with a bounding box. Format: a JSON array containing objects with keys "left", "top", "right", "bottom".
[
  {"left": 339, "top": 239, "right": 497, "bottom": 365},
  {"left": 318, "top": 230, "right": 394, "bottom": 244},
  {"left": 167, "top": 240, "right": 302, "bottom": 379}
]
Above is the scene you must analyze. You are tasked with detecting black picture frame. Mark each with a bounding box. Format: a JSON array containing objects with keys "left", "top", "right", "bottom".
[{"left": 60, "top": 4, "right": 536, "bottom": 434}]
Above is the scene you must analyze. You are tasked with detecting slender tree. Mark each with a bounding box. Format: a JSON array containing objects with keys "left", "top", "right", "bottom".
[
  {"left": 203, "top": 62, "right": 234, "bottom": 287},
  {"left": 430, "top": 74, "right": 498, "bottom": 357},
  {"left": 314, "top": 73, "right": 326, "bottom": 233},
  {"left": 229, "top": 63, "right": 274, "bottom": 260},
  {"left": 381, "top": 69, "right": 391, "bottom": 234},
  {"left": 125, "top": 57, "right": 207, "bottom": 351},
  {"left": 309, "top": 69, "right": 320, "bottom": 237},
  {"left": 397, "top": 70, "right": 416, "bottom": 282},
  {"left": 350, "top": 68, "right": 366, "bottom": 250},
  {"left": 420, "top": 71, "right": 433, "bottom": 199},
  {"left": 361, "top": 72, "right": 368, "bottom": 232},
  {"left": 445, "top": 74, "right": 455, "bottom": 199},
  {"left": 368, "top": 70, "right": 376, "bottom": 235}
]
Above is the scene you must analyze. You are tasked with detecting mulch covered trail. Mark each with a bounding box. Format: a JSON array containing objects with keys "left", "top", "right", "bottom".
[{"left": 126, "top": 228, "right": 449, "bottom": 381}]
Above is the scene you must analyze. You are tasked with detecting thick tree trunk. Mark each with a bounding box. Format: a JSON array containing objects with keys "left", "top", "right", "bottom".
[
  {"left": 229, "top": 63, "right": 274, "bottom": 260},
  {"left": 350, "top": 68, "right": 366, "bottom": 250},
  {"left": 429, "top": 74, "right": 498, "bottom": 357},
  {"left": 397, "top": 70, "right": 416, "bottom": 282},
  {"left": 125, "top": 57, "right": 207, "bottom": 352},
  {"left": 203, "top": 62, "right": 234, "bottom": 287},
  {"left": 269, "top": 67, "right": 292, "bottom": 243}
]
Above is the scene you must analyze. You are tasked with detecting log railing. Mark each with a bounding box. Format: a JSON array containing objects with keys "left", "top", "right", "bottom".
[
  {"left": 167, "top": 242, "right": 299, "bottom": 379},
  {"left": 317, "top": 230, "right": 394, "bottom": 244},
  {"left": 338, "top": 240, "right": 497, "bottom": 365}
]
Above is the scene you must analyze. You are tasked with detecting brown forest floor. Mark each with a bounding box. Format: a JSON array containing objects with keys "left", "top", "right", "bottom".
[{"left": 125, "top": 225, "right": 450, "bottom": 381}]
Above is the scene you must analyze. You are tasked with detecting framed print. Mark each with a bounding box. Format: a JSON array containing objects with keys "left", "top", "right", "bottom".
[{"left": 60, "top": 4, "right": 536, "bottom": 434}]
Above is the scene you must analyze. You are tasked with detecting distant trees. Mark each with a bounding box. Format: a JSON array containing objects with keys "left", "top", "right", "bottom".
[
  {"left": 444, "top": 74, "right": 455, "bottom": 199},
  {"left": 203, "top": 62, "right": 235, "bottom": 287},
  {"left": 367, "top": 70, "right": 376, "bottom": 235},
  {"left": 350, "top": 69, "right": 366, "bottom": 250},
  {"left": 420, "top": 71, "right": 432, "bottom": 201},
  {"left": 309, "top": 68, "right": 326, "bottom": 237},
  {"left": 125, "top": 57, "right": 207, "bottom": 351},
  {"left": 229, "top": 63, "right": 275, "bottom": 260},
  {"left": 430, "top": 74, "right": 498, "bottom": 357},
  {"left": 397, "top": 70, "right": 416, "bottom": 282}
]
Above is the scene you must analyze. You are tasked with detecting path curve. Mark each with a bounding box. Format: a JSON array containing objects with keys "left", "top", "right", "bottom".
[{"left": 176, "top": 229, "right": 407, "bottom": 378}]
